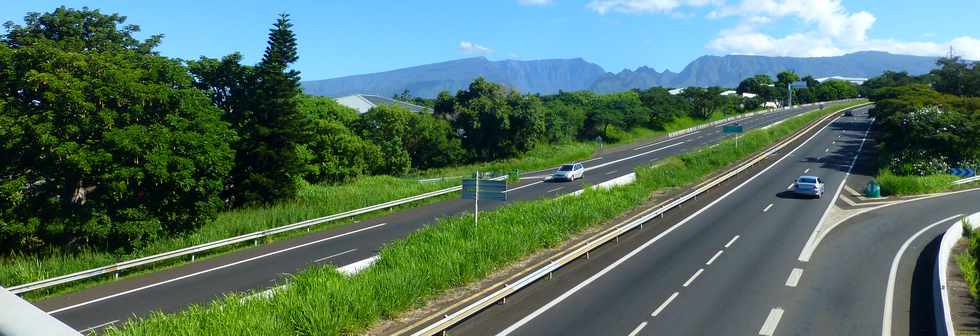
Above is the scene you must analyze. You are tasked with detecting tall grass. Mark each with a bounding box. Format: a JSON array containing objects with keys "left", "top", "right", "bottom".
[
  {"left": 104, "top": 102, "right": 863, "bottom": 336},
  {"left": 957, "top": 219, "right": 980, "bottom": 301},
  {"left": 877, "top": 169, "right": 959, "bottom": 196}
]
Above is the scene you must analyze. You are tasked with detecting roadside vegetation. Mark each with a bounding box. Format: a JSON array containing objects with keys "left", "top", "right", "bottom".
[
  {"left": 957, "top": 220, "right": 980, "bottom": 302},
  {"left": 102, "top": 101, "right": 862, "bottom": 336},
  {"left": 0, "top": 6, "right": 862, "bottom": 297},
  {"left": 863, "top": 58, "right": 980, "bottom": 195}
]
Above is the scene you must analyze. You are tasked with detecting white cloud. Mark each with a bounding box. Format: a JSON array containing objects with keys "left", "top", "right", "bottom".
[
  {"left": 517, "top": 0, "right": 553, "bottom": 5},
  {"left": 458, "top": 41, "right": 493, "bottom": 56},
  {"left": 587, "top": 0, "right": 720, "bottom": 15},
  {"left": 588, "top": 0, "right": 980, "bottom": 60}
]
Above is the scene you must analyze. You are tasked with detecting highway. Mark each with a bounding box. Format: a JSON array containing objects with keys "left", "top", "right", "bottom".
[
  {"left": 446, "top": 105, "right": 980, "bottom": 336},
  {"left": 31, "top": 103, "right": 842, "bottom": 332}
]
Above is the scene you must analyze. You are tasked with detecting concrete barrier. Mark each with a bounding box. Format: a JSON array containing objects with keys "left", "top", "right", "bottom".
[
  {"left": 936, "top": 212, "right": 980, "bottom": 335},
  {"left": 0, "top": 286, "right": 79, "bottom": 335}
]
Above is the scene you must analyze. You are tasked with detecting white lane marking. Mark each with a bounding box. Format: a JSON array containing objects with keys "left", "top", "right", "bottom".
[
  {"left": 881, "top": 214, "right": 962, "bottom": 336},
  {"left": 505, "top": 180, "right": 544, "bottom": 193},
  {"left": 759, "top": 308, "right": 784, "bottom": 336},
  {"left": 337, "top": 255, "right": 379, "bottom": 276},
  {"left": 606, "top": 170, "right": 619, "bottom": 175},
  {"left": 313, "top": 248, "right": 357, "bottom": 263},
  {"left": 547, "top": 187, "right": 564, "bottom": 193},
  {"left": 763, "top": 203, "right": 774, "bottom": 212},
  {"left": 496, "top": 113, "right": 841, "bottom": 335},
  {"left": 785, "top": 268, "right": 804, "bottom": 287},
  {"left": 649, "top": 157, "right": 660, "bottom": 162},
  {"left": 627, "top": 321, "right": 648, "bottom": 336},
  {"left": 633, "top": 132, "right": 699, "bottom": 151},
  {"left": 825, "top": 148, "right": 830, "bottom": 152},
  {"left": 651, "top": 292, "right": 679, "bottom": 317},
  {"left": 579, "top": 156, "right": 606, "bottom": 164},
  {"left": 586, "top": 142, "right": 686, "bottom": 172},
  {"left": 786, "top": 183, "right": 795, "bottom": 190},
  {"left": 798, "top": 117, "right": 873, "bottom": 262},
  {"left": 804, "top": 168, "right": 810, "bottom": 174},
  {"left": 725, "top": 235, "right": 740, "bottom": 248},
  {"left": 706, "top": 250, "right": 724, "bottom": 265},
  {"left": 45, "top": 222, "right": 388, "bottom": 314},
  {"left": 683, "top": 269, "right": 704, "bottom": 287},
  {"left": 79, "top": 320, "right": 119, "bottom": 333}
]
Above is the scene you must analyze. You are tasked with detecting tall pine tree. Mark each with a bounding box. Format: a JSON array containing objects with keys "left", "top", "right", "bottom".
[{"left": 227, "top": 14, "right": 309, "bottom": 206}]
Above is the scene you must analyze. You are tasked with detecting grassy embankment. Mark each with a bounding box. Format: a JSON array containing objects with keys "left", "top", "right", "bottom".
[
  {"left": 103, "top": 101, "right": 863, "bottom": 336},
  {"left": 0, "top": 108, "right": 751, "bottom": 300},
  {"left": 957, "top": 219, "right": 980, "bottom": 304},
  {"left": 876, "top": 169, "right": 961, "bottom": 196}
]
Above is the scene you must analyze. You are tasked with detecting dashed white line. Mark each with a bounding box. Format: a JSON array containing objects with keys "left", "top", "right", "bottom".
[
  {"left": 786, "top": 183, "right": 795, "bottom": 190},
  {"left": 825, "top": 148, "right": 830, "bottom": 152},
  {"left": 606, "top": 170, "right": 619, "bottom": 175},
  {"left": 79, "top": 320, "right": 119, "bottom": 333},
  {"left": 313, "top": 248, "right": 357, "bottom": 263},
  {"left": 547, "top": 187, "right": 564, "bottom": 193},
  {"left": 759, "top": 308, "right": 784, "bottom": 336},
  {"left": 504, "top": 180, "right": 544, "bottom": 193},
  {"left": 785, "top": 268, "right": 804, "bottom": 287},
  {"left": 725, "top": 235, "right": 740, "bottom": 248},
  {"left": 803, "top": 168, "right": 810, "bottom": 174},
  {"left": 651, "top": 292, "right": 679, "bottom": 317},
  {"left": 706, "top": 250, "right": 724, "bottom": 265},
  {"left": 627, "top": 321, "right": 648, "bottom": 336},
  {"left": 683, "top": 268, "right": 704, "bottom": 287},
  {"left": 633, "top": 132, "right": 698, "bottom": 151},
  {"left": 763, "top": 203, "right": 774, "bottom": 212}
]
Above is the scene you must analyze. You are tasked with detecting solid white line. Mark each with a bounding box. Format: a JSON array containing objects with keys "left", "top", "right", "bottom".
[
  {"left": 786, "top": 183, "right": 795, "bottom": 190},
  {"left": 627, "top": 321, "right": 648, "bottom": 336},
  {"left": 505, "top": 180, "right": 544, "bottom": 193},
  {"left": 785, "top": 268, "right": 804, "bottom": 287},
  {"left": 46, "top": 222, "right": 388, "bottom": 314},
  {"left": 683, "top": 269, "right": 704, "bottom": 287},
  {"left": 804, "top": 168, "right": 810, "bottom": 174},
  {"left": 651, "top": 292, "right": 679, "bottom": 317},
  {"left": 337, "top": 255, "right": 379, "bottom": 276},
  {"left": 313, "top": 248, "right": 357, "bottom": 263},
  {"left": 586, "top": 141, "right": 686, "bottom": 172},
  {"left": 798, "top": 117, "right": 872, "bottom": 262},
  {"left": 633, "top": 132, "right": 698, "bottom": 151},
  {"left": 763, "top": 203, "right": 774, "bottom": 212},
  {"left": 759, "top": 308, "right": 784, "bottom": 336},
  {"left": 78, "top": 320, "right": 118, "bottom": 333},
  {"left": 706, "top": 250, "right": 724, "bottom": 265},
  {"left": 578, "top": 156, "right": 606, "bottom": 164},
  {"left": 881, "top": 214, "right": 962, "bottom": 336},
  {"left": 495, "top": 112, "right": 843, "bottom": 335},
  {"left": 606, "top": 170, "right": 619, "bottom": 175},
  {"left": 547, "top": 187, "right": 564, "bottom": 193},
  {"left": 725, "top": 235, "right": 740, "bottom": 248}
]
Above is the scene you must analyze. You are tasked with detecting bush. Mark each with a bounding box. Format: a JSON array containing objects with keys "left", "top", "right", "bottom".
[{"left": 877, "top": 169, "right": 958, "bottom": 195}]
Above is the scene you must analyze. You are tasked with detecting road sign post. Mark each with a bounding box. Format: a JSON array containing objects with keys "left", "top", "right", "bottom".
[
  {"left": 462, "top": 174, "right": 507, "bottom": 225},
  {"left": 723, "top": 124, "right": 744, "bottom": 151}
]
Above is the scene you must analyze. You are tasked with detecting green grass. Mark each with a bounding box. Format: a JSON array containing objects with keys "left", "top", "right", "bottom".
[
  {"left": 876, "top": 169, "right": 959, "bottom": 196},
  {"left": 413, "top": 141, "right": 597, "bottom": 179},
  {"left": 103, "top": 101, "right": 863, "bottom": 336},
  {"left": 958, "top": 219, "right": 980, "bottom": 302}
]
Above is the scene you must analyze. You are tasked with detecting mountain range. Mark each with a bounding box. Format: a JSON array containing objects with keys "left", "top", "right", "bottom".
[{"left": 301, "top": 51, "right": 942, "bottom": 98}]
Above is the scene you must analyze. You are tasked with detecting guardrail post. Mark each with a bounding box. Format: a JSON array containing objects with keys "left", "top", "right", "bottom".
[
  {"left": 254, "top": 239, "right": 258, "bottom": 246},
  {"left": 586, "top": 251, "right": 591, "bottom": 260},
  {"left": 114, "top": 272, "right": 119, "bottom": 279},
  {"left": 191, "top": 254, "right": 195, "bottom": 262},
  {"left": 549, "top": 272, "right": 553, "bottom": 280}
]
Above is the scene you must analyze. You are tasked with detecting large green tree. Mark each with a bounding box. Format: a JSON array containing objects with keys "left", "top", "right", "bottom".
[
  {"left": 453, "top": 78, "right": 545, "bottom": 161},
  {"left": 0, "top": 7, "right": 235, "bottom": 251}
]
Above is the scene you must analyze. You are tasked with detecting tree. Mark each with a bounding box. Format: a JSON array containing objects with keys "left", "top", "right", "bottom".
[
  {"left": 433, "top": 90, "right": 456, "bottom": 118},
  {"left": 0, "top": 7, "right": 235, "bottom": 251},
  {"left": 354, "top": 105, "right": 412, "bottom": 175},
  {"left": 453, "top": 78, "right": 545, "bottom": 161},
  {"left": 296, "top": 95, "right": 382, "bottom": 183},
  {"left": 931, "top": 57, "right": 980, "bottom": 97},
  {"left": 639, "top": 87, "right": 690, "bottom": 129},
  {"left": 776, "top": 71, "right": 800, "bottom": 87},
  {"left": 223, "top": 14, "right": 310, "bottom": 207}
]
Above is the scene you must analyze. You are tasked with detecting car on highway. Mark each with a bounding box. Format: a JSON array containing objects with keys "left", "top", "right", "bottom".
[
  {"left": 792, "top": 175, "right": 825, "bottom": 198},
  {"left": 844, "top": 110, "right": 854, "bottom": 117},
  {"left": 551, "top": 163, "right": 584, "bottom": 181}
]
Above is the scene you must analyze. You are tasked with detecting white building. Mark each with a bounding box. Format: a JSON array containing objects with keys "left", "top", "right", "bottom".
[
  {"left": 815, "top": 76, "right": 868, "bottom": 85},
  {"left": 335, "top": 94, "right": 429, "bottom": 114},
  {"left": 668, "top": 88, "right": 686, "bottom": 95}
]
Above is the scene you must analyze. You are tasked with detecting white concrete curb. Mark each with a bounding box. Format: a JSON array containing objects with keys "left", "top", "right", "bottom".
[{"left": 936, "top": 212, "right": 980, "bottom": 335}]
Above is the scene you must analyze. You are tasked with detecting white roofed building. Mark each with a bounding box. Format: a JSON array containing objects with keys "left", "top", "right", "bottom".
[
  {"left": 815, "top": 76, "right": 868, "bottom": 85},
  {"left": 335, "top": 94, "right": 429, "bottom": 114}
]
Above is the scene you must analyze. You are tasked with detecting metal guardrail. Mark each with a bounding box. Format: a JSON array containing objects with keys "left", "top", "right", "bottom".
[
  {"left": 410, "top": 102, "right": 869, "bottom": 336},
  {"left": 665, "top": 99, "right": 857, "bottom": 138},
  {"left": 8, "top": 100, "right": 859, "bottom": 296},
  {"left": 954, "top": 175, "right": 980, "bottom": 185},
  {"left": 8, "top": 185, "right": 464, "bottom": 295}
]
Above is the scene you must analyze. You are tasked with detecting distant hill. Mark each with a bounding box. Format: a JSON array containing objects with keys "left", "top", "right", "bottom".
[
  {"left": 301, "top": 57, "right": 607, "bottom": 98},
  {"left": 302, "top": 51, "right": 943, "bottom": 98}
]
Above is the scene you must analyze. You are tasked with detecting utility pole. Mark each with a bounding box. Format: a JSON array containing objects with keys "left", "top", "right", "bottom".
[{"left": 787, "top": 82, "right": 793, "bottom": 108}]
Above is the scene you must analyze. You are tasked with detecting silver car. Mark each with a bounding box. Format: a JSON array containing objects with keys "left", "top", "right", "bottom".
[
  {"left": 792, "top": 175, "right": 825, "bottom": 198},
  {"left": 551, "top": 163, "right": 584, "bottom": 181}
]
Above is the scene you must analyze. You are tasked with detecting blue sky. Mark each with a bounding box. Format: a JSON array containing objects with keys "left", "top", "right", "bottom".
[{"left": 3, "top": 1, "right": 979, "bottom": 80}]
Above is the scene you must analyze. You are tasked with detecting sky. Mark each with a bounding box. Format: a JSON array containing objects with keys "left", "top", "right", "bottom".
[{"left": 3, "top": 0, "right": 979, "bottom": 80}]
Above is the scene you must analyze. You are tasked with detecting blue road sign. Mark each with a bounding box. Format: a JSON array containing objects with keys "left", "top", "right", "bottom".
[
  {"left": 723, "top": 124, "right": 744, "bottom": 134},
  {"left": 462, "top": 179, "right": 507, "bottom": 201},
  {"left": 950, "top": 167, "right": 977, "bottom": 177}
]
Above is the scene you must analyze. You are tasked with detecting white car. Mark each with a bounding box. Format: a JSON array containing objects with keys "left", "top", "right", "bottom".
[
  {"left": 551, "top": 163, "right": 585, "bottom": 181},
  {"left": 792, "top": 175, "right": 825, "bottom": 198}
]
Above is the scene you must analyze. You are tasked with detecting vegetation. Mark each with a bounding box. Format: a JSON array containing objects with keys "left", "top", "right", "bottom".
[
  {"left": 101, "top": 102, "right": 859, "bottom": 336},
  {"left": 863, "top": 57, "right": 980, "bottom": 195},
  {"left": 957, "top": 220, "right": 980, "bottom": 302}
]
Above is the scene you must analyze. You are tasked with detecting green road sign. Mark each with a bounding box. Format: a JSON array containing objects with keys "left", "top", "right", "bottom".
[
  {"left": 723, "top": 124, "right": 744, "bottom": 134},
  {"left": 462, "top": 179, "right": 507, "bottom": 201}
]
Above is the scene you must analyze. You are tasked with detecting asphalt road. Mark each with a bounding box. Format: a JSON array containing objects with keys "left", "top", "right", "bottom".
[
  {"left": 32, "top": 103, "right": 839, "bottom": 332},
  {"left": 450, "top": 105, "right": 980, "bottom": 336}
]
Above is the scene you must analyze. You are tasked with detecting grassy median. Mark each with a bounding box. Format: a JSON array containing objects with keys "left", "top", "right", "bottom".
[
  {"left": 877, "top": 169, "right": 960, "bottom": 196},
  {"left": 101, "top": 102, "right": 864, "bottom": 335}
]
